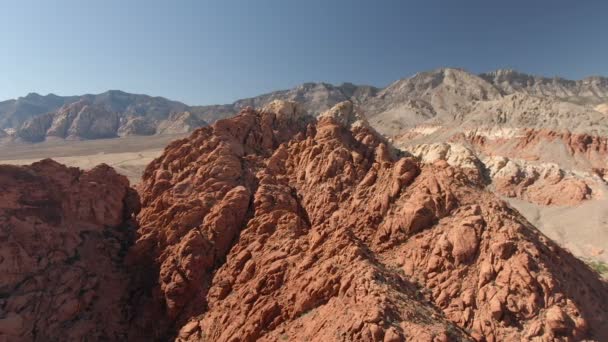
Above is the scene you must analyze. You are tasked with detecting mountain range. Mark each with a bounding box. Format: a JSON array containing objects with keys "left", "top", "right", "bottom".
[
  {"left": 0, "top": 90, "right": 200, "bottom": 142},
  {"left": 2, "top": 68, "right": 606, "bottom": 142}
]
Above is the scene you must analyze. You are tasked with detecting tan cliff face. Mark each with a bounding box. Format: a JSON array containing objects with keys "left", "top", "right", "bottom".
[
  {"left": 595, "top": 103, "right": 608, "bottom": 115},
  {"left": 11, "top": 98, "right": 207, "bottom": 143},
  {"left": 125, "top": 101, "right": 608, "bottom": 341}
]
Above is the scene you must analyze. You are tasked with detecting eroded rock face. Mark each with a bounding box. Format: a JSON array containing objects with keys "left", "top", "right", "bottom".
[
  {"left": 596, "top": 103, "right": 608, "bottom": 115},
  {"left": 66, "top": 103, "right": 120, "bottom": 139},
  {"left": 483, "top": 156, "right": 593, "bottom": 206},
  {"left": 130, "top": 101, "right": 608, "bottom": 341},
  {"left": 13, "top": 99, "right": 207, "bottom": 142},
  {"left": 406, "top": 142, "right": 598, "bottom": 206},
  {"left": 0, "top": 159, "right": 139, "bottom": 341},
  {"left": 480, "top": 69, "right": 608, "bottom": 104},
  {"left": 156, "top": 111, "right": 207, "bottom": 135},
  {"left": 16, "top": 100, "right": 120, "bottom": 141},
  {"left": 16, "top": 112, "right": 54, "bottom": 142},
  {"left": 118, "top": 116, "right": 157, "bottom": 136}
]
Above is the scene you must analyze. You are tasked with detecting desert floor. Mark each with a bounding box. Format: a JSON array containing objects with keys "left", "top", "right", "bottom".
[{"left": 0, "top": 134, "right": 185, "bottom": 184}]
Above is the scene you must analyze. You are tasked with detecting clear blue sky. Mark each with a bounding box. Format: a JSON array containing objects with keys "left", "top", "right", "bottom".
[{"left": 1, "top": 0, "right": 607, "bottom": 105}]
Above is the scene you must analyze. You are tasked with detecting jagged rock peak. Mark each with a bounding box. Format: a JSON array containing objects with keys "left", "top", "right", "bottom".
[
  {"left": 319, "top": 100, "right": 369, "bottom": 129},
  {"left": 128, "top": 100, "right": 608, "bottom": 341},
  {"left": 260, "top": 99, "right": 306, "bottom": 121}
]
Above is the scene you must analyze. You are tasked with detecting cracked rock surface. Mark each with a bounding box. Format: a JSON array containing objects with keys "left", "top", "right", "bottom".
[
  {"left": 128, "top": 101, "right": 608, "bottom": 341},
  {"left": 0, "top": 159, "right": 139, "bottom": 341}
]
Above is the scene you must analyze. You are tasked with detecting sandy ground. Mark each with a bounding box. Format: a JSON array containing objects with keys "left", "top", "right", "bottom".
[
  {"left": 504, "top": 187, "right": 608, "bottom": 264},
  {"left": 0, "top": 134, "right": 185, "bottom": 184}
]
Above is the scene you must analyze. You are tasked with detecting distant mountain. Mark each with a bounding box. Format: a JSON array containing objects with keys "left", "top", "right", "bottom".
[
  {"left": 480, "top": 69, "right": 608, "bottom": 105},
  {"left": 0, "top": 93, "right": 78, "bottom": 128},
  {"left": 193, "top": 68, "right": 608, "bottom": 135},
  {"left": 16, "top": 101, "right": 121, "bottom": 142},
  {"left": 0, "top": 90, "right": 205, "bottom": 142},
  {"left": 3, "top": 68, "right": 607, "bottom": 143},
  {"left": 362, "top": 68, "right": 503, "bottom": 135},
  {"left": 189, "top": 82, "right": 379, "bottom": 123},
  {"left": 359, "top": 68, "right": 608, "bottom": 138}
]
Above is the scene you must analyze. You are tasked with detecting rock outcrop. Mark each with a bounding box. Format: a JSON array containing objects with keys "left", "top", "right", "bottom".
[
  {"left": 365, "top": 68, "right": 503, "bottom": 135},
  {"left": 129, "top": 101, "right": 608, "bottom": 341},
  {"left": 16, "top": 101, "right": 120, "bottom": 142},
  {"left": 190, "top": 82, "right": 379, "bottom": 124},
  {"left": 405, "top": 142, "right": 598, "bottom": 207},
  {"left": 0, "top": 159, "right": 140, "bottom": 341},
  {"left": 407, "top": 143, "right": 482, "bottom": 171},
  {"left": 157, "top": 111, "right": 207, "bottom": 135},
  {"left": 14, "top": 101, "right": 208, "bottom": 142},
  {"left": 15, "top": 112, "right": 54, "bottom": 142},
  {"left": 0, "top": 90, "right": 187, "bottom": 132},
  {"left": 480, "top": 69, "right": 608, "bottom": 105},
  {"left": 118, "top": 116, "right": 157, "bottom": 136},
  {"left": 596, "top": 103, "right": 608, "bottom": 115},
  {"left": 483, "top": 156, "right": 593, "bottom": 206},
  {"left": 64, "top": 102, "right": 120, "bottom": 139},
  {"left": 383, "top": 76, "right": 608, "bottom": 265}
]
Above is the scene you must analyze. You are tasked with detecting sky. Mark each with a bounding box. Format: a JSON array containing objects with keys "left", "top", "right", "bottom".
[{"left": 0, "top": 0, "right": 607, "bottom": 105}]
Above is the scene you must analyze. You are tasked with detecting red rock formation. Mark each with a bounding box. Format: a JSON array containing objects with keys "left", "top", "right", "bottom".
[
  {"left": 131, "top": 101, "right": 608, "bottom": 341},
  {"left": 0, "top": 159, "right": 139, "bottom": 341},
  {"left": 492, "top": 172, "right": 592, "bottom": 206},
  {"left": 458, "top": 129, "right": 608, "bottom": 171}
]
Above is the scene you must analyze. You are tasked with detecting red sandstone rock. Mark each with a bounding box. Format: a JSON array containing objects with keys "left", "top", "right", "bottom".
[
  {"left": 459, "top": 129, "right": 608, "bottom": 172},
  {"left": 0, "top": 159, "right": 139, "bottom": 341},
  {"left": 129, "top": 101, "right": 608, "bottom": 341}
]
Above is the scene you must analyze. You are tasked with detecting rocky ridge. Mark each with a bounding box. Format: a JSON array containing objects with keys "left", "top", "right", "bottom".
[
  {"left": 374, "top": 69, "right": 608, "bottom": 264},
  {"left": 406, "top": 142, "right": 598, "bottom": 206},
  {"left": 3, "top": 68, "right": 607, "bottom": 142},
  {"left": 188, "top": 82, "right": 379, "bottom": 124},
  {"left": 480, "top": 69, "right": 608, "bottom": 105},
  {"left": 14, "top": 100, "right": 207, "bottom": 142},
  {"left": 127, "top": 101, "right": 608, "bottom": 341}
]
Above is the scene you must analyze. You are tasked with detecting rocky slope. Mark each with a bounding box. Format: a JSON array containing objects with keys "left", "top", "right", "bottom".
[
  {"left": 0, "top": 91, "right": 206, "bottom": 142},
  {"left": 4, "top": 68, "right": 608, "bottom": 263},
  {"left": 366, "top": 69, "right": 608, "bottom": 264},
  {"left": 0, "top": 90, "right": 188, "bottom": 130},
  {"left": 189, "top": 82, "right": 379, "bottom": 123},
  {"left": 0, "top": 159, "right": 139, "bottom": 341},
  {"left": 156, "top": 111, "right": 207, "bottom": 135},
  {"left": 13, "top": 100, "right": 207, "bottom": 142},
  {"left": 595, "top": 103, "right": 608, "bottom": 115},
  {"left": 2, "top": 101, "right": 608, "bottom": 341},
  {"left": 127, "top": 101, "right": 608, "bottom": 341},
  {"left": 0, "top": 93, "right": 78, "bottom": 129},
  {"left": 480, "top": 69, "right": 608, "bottom": 105},
  {"left": 364, "top": 68, "right": 503, "bottom": 136},
  {"left": 4, "top": 68, "right": 606, "bottom": 142},
  {"left": 1, "top": 84, "right": 376, "bottom": 141}
]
